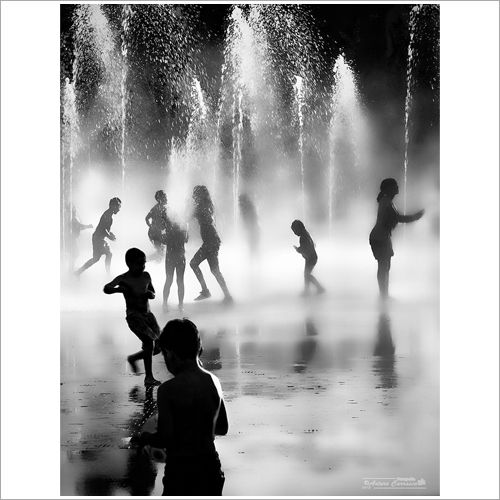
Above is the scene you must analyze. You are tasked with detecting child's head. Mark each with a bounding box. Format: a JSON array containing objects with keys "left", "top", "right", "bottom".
[
  {"left": 159, "top": 319, "right": 201, "bottom": 373},
  {"left": 109, "top": 197, "right": 122, "bottom": 214},
  {"left": 193, "top": 185, "right": 214, "bottom": 214},
  {"left": 125, "top": 247, "right": 146, "bottom": 273},
  {"left": 291, "top": 219, "right": 306, "bottom": 236},
  {"left": 378, "top": 178, "right": 399, "bottom": 201},
  {"left": 239, "top": 193, "right": 250, "bottom": 208},
  {"left": 155, "top": 190, "right": 167, "bottom": 205}
]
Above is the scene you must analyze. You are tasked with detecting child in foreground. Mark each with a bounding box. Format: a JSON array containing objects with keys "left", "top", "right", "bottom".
[
  {"left": 291, "top": 219, "right": 325, "bottom": 296},
  {"left": 139, "top": 318, "right": 229, "bottom": 496},
  {"left": 104, "top": 248, "right": 161, "bottom": 386}
]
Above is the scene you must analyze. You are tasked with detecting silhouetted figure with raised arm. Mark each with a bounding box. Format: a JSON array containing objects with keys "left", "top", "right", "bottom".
[
  {"left": 139, "top": 318, "right": 229, "bottom": 496},
  {"left": 163, "top": 221, "right": 188, "bottom": 313},
  {"left": 239, "top": 193, "right": 260, "bottom": 256},
  {"left": 190, "top": 185, "right": 233, "bottom": 303},
  {"left": 291, "top": 219, "right": 325, "bottom": 296},
  {"left": 68, "top": 204, "right": 93, "bottom": 271},
  {"left": 369, "top": 178, "right": 424, "bottom": 299},
  {"left": 103, "top": 248, "right": 161, "bottom": 386},
  {"left": 76, "top": 197, "right": 121, "bottom": 276},
  {"left": 145, "top": 190, "right": 170, "bottom": 260}
]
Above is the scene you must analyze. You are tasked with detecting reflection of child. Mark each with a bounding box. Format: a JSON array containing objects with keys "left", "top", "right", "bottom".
[
  {"left": 103, "top": 248, "right": 161, "bottom": 386},
  {"left": 369, "top": 178, "right": 424, "bottom": 299},
  {"left": 76, "top": 197, "right": 121, "bottom": 275},
  {"left": 140, "top": 319, "right": 229, "bottom": 496},
  {"left": 291, "top": 219, "right": 325, "bottom": 295},
  {"left": 163, "top": 221, "right": 188, "bottom": 312}
]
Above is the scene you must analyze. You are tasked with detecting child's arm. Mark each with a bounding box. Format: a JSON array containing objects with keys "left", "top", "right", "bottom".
[
  {"left": 105, "top": 230, "right": 116, "bottom": 241},
  {"left": 74, "top": 217, "right": 93, "bottom": 231},
  {"left": 294, "top": 236, "right": 305, "bottom": 255},
  {"left": 395, "top": 206, "right": 425, "bottom": 223},
  {"left": 103, "top": 275, "right": 127, "bottom": 295},
  {"left": 211, "top": 374, "right": 229, "bottom": 435},
  {"left": 146, "top": 273, "right": 155, "bottom": 300},
  {"left": 215, "top": 399, "right": 229, "bottom": 436},
  {"left": 145, "top": 209, "right": 153, "bottom": 227},
  {"left": 140, "top": 384, "right": 173, "bottom": 448}
]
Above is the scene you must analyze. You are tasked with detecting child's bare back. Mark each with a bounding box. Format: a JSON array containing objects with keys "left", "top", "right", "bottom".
[
  {"left": 140, "top": 318, "right": 228, "bottom": 495},
  {"left": 113, "top": 271, "right": 154, "bottom": 315},
  {"left": 157, "top": 367, "right": 227, "bottom": 457}
]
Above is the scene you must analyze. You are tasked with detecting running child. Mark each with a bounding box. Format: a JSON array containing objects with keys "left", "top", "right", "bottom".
[
  {"left": 76, "top": 197, "right": 121, "bottom": 275},
  {"left": 190, "top": 185, "right": 232, "bottom": 303},
  {"left": 103, "top": 247, "right": 161, "bottom": 386},
  {"left": 163, "top": 220, "right": 188, "bottom": 312},
  {"left": 369, "top": 178, "right": 424, "bottom": 299},
  {"left": 139, "top": 318, "right": 229, "bottom": 496},
  {"left": 291, "top": 219, "right": 325, "bottom": 295}
]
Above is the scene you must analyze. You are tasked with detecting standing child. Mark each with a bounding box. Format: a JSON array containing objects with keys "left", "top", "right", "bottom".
[
  {"left": 103, "top": 248, "right": 161, "bottom": 386},
  {"left": 291, "top": 219, "right": 325, "bottom": 296},
  {"left": 190, "top": 185, "right": 232, "bottom": 303},
  {"left": 76, "top": 197, "right": 121, "bottom": 275},
  {"left": 68, "top": 204, "right": 93, "bottom": 272},
  {"left": 145, "top": 190, "right": 169, "bottom": 259},
  {"left": 139, "top": 318, "right": 229, "bottom": 496},
  {"left": 369, "top": 178, "right": 424, "bottom": 299},
  {"left": 163, "top": 221, "right": 189, "bottom": 312}
]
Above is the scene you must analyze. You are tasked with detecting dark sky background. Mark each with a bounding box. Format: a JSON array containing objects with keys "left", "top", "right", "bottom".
[{"left": 60, "top": 4, "right": 439, "bottom": 181}]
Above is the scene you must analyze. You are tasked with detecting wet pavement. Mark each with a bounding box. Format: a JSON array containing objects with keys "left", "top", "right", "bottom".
[{"left": 61, "top": 240, "right": 439, "bottom": 496}]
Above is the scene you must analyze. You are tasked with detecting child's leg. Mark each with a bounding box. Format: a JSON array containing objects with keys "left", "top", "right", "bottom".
[
  {"left": 142, "top": 340, "right": 155, "bottom": 381},
  {"left": 153, "top": 238, "right": 164, "bottom": 260},
  {"left": 208, "top": 251, "right": 231, "bottom": 300},
  {"left": 309, "top": 274, "right": 324, "bottom": 293},
  {"left": 176, "top": 258, "right": 186, "bottom": 307},
  {"left": 304, "top": 261, "right": 313, "bottom": 294},
  {"left": 76, "top": 255, "right": 101, "bottom": 275},
  {"left": 163, "top": 260, "right": 175, "bottom": 307},
  {"left": 190, "top": 247, "right": 209, "bottom": 294},
  {"left": 104, "top": 248, "right": 112, "bottom": 274},
  {"left": 127, "top": 350, "right": 144, "bottom": 373},
  {"left": 377, "top": 258, "right": 391, "bottom": 298},
  {"left": 126, "top": 315, "right": 160, "bottom": 384},
  {"left": 306, "top": 260, "right": 324, "bottom": 293}
]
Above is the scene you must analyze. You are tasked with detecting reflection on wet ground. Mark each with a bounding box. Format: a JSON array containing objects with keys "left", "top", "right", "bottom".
[{"left": 61, "top": 296, "right": 439, "bottom": 495}]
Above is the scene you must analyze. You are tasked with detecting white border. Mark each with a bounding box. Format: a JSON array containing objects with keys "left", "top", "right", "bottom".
[{"left": 1, "top": 1, "right": 499, "bottom": 498}]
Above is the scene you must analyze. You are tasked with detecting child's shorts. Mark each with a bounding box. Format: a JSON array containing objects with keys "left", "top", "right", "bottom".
[
  {"left": 162, "top": 453, "right": 224, "bottom": 496},
  {"left": 369, "top": 236, "right": 394, "bottom": 261},
  {"left": 92, "top": 235, "right": 110, "bottom": 258},
  {"left": 126, "top": 312, "right": 161, "bottom": 351}
]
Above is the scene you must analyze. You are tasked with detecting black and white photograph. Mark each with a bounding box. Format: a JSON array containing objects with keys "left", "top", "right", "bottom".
[
  {"left": 1, "top": 1, "right": 498, "bottom": 499},
  {"left": 59, "top": 4, "right": 439, "bottom": 495}
]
